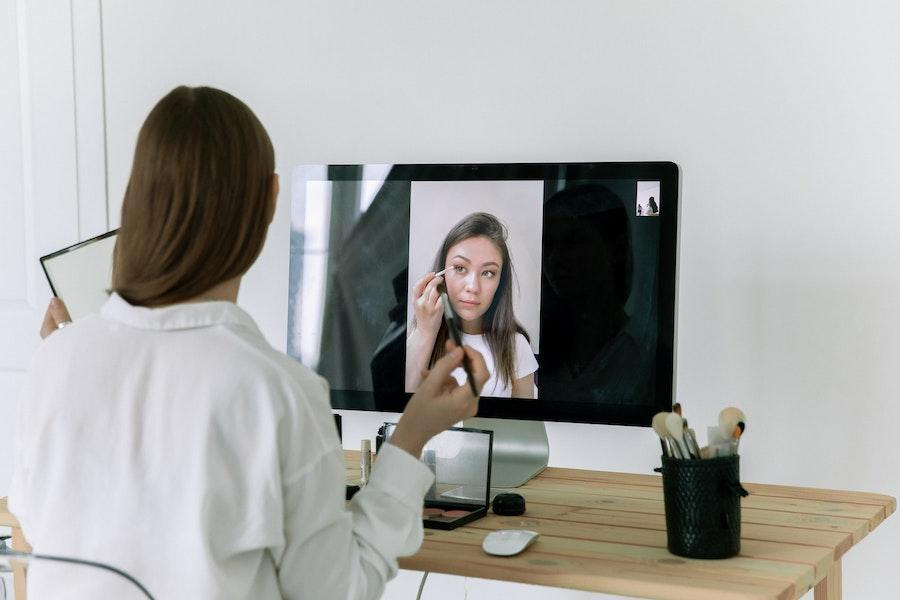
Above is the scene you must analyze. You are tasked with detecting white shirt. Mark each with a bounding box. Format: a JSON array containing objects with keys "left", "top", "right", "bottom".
[
  {"left": 10, "top": 293, "right": 434, "bottom": 599},
  {"left": 451, "top": 333, "right": 538, "bottom": 398}
]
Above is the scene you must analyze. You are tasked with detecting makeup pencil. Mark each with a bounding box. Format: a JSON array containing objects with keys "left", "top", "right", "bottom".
[{"left": 440, "top": 292, "right": 479, "bottom": 397}]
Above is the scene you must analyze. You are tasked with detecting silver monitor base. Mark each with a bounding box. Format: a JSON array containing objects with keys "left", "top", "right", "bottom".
[{"left": 463, "top": 417, "right": 549, "bottom": 488}]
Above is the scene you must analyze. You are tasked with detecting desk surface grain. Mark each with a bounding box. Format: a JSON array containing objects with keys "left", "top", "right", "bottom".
[
  {"left": 345, "top": 450, "right": 895, "bottom": 600},
  {"left": 1, "top": 458, "right": 894, "bottom": 600}
]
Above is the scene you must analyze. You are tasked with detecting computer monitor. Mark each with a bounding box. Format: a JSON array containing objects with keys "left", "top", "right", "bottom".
[{"left": 287, "top": 162, "right": 679, "bottom": 485}]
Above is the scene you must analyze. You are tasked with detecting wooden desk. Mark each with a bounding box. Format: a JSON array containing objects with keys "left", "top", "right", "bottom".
[
  {"left": 346, "top": 451, "right": 894, "bottom": 600},
  {"left": 3, "top": 458, "right": 894, "bottom": 600},
  {"left": 1, "top": 496, "right": 30, "bottom": 600}
]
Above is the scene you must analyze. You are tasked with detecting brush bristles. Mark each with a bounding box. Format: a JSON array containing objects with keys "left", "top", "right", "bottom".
[{"left": 652, "top": 412, "right": 670, "bottom": 439}]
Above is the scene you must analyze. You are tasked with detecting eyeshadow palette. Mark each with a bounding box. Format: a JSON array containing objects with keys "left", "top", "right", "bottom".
[
  {"left": 383, "top": 423, "right": 493, "bottom": 531},
  {"left": 421, "top": 503, "right": 488, "bottom": 530}
]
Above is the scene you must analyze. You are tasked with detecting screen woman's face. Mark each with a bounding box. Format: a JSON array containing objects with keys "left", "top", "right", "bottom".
[{"left": 443, "top": 235, "right": 503, "bottom": 329}]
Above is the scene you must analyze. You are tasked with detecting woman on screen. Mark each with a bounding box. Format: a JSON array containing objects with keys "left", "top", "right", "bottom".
[{"left": 406, "top": 212, "right": 538, "bottom": 399}]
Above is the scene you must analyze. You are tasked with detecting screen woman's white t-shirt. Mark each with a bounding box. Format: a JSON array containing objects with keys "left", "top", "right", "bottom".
[{"left": 451, "top": 332, "right": 538, "bottom": 398}]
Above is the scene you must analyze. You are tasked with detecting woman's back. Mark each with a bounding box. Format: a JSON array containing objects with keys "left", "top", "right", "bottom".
[
  {"left": 11, "top": 85, "right": 490, "bottom": 600},
  {"left": 11, "top": 294, "right": 335, "bottom": 598}
]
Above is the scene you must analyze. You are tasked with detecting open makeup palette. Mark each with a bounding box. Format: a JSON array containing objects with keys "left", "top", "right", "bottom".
[{"left": 383, "top": 423, "right": 493, "bottom": 530}]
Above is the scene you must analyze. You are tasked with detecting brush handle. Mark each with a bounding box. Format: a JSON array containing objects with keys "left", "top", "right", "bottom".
[
  {"left": 665, "top": 435, "right": 684, "bottom": 459},
  {"left": 673, "top": 435, "right": 691, "bottom": 460},
  {"left": 685, "top": 429, "right": 702, "bottom": 459}
]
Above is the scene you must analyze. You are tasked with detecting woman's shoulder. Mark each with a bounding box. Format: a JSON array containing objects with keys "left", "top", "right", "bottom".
[
  {"left": 192, "top": 324, "right": 336, "bottom": 450},
  {"left": 513, "top": 332, "right": 539, "bottom": 373},
  {"left": 29, "top": 312, "right": 108, "bottom": 365},
  {"left": 513, "top": 332, "right": 534, "bottom": 351},
  {"left": 220, "top": 324, "right": 329, "bottom": 395}
]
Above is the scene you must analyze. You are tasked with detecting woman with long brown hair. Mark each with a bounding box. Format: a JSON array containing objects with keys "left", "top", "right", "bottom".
[
  {"left": 406, "top": 212, "right": 538, "bottom": 399},
  {"left": 13, "top": 86, "right": 487, "bottom": 599}
]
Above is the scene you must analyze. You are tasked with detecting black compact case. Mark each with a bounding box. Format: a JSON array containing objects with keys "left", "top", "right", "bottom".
[
  {"left": 492, "top": 492, "right": 526, "bottom": 516},
  {"left": 384, "top": 423, "right": 493, "bottom": 530}
]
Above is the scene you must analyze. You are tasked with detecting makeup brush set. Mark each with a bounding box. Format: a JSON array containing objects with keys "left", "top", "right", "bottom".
[
  {"left": 652, "top": 404, "right": 746, "bottom": 460},
  {"left": 653, "top": 404, "right": 749, "bottom": 559}
]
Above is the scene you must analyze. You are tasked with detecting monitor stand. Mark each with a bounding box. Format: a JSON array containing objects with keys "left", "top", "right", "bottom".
[{"left": 463, "top": 417, "right": 549, "bottom": 488}]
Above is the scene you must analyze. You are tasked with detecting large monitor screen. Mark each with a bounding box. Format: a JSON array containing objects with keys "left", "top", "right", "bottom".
[{"left": 287, "top": 163, "right": 678, "bottom": 426}]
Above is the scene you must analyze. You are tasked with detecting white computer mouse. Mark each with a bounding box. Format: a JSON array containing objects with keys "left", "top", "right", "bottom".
[{"left": 482, "top": 529, "right": 540, "bottom": 556}]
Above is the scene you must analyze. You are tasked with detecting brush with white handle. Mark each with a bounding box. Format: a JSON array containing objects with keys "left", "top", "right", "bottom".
[
  {"left": 665, "top": 412, "right": 693, "bottom": 459},
  {"left": 652, "top": 412, "right": 681, "bottom": 458},
  {"left": 682, "top": 419, "right": 702, "bottom": 458}
]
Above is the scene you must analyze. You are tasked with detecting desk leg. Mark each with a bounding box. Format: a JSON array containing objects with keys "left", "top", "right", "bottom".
[
  {"left": 11, "top": 525, "right": 28, "bottom": 600},
  {"left": 814, "top": 559, "right": 842, "bottom": 600}
]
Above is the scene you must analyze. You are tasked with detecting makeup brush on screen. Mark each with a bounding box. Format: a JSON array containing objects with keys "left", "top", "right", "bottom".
[{"left": 665, "top": 412, "right": 693, "bottom": 459}]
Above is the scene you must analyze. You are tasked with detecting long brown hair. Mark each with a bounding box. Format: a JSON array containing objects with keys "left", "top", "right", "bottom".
[
  {"left": 428, "top": 212, "right": 530, "bottom": 391},
  {"left": 112, "top": 86, "right": 275, "bottom": 306}
]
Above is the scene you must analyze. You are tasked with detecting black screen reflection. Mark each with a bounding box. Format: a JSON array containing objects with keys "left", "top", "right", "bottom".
[
  {"left": 309, "top": 174, "right": 411, "bottom": 410},
  {"left": 538, "top": 183, "right": 656, "bottom": 405}
]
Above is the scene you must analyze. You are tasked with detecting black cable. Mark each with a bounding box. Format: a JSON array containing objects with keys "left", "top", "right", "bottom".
[{"left": 0, "top": 549, "right": 154, "bottom": 599}]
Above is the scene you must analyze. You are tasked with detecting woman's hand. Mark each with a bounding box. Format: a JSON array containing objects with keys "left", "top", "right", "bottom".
[
  {"left": 411, "top": 271, "right": 445, "bottom": 337},
  {"left": 39, "top": 298, "right": 72, "bottom": 339},
  {"left": 404, "top": 271, "right": 447, "bottom": 391},
  {"left": 391, "top": 342, "right": 489, "bottom": 459}
]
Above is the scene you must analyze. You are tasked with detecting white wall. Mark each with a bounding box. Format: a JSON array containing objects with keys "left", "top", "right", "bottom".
[
  {"left": 0, "top": 0, "right": 108, "bottom": 499},
  {"left": 3, "top": 1, "right": 899, "bottom": 599}
]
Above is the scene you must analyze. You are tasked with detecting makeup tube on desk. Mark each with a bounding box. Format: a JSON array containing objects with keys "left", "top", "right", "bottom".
[
  {"left": 360, "top": 440, "right": 371, "bottom": 486},
  {"left": 423, "top": 449, "right": 438, "bottom": 500}
]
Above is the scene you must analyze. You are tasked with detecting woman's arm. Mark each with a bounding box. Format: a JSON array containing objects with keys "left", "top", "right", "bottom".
[
  {"left": 511, "top": 373, "right": 535, "bottom": 399},
  {"left": 279, "top": 346, "right": 489, "bottom": 599},
  {"left": 511, "top": 333, "right": 539, "bottom": 399},
  {"left": 404, "top": 271, "right": 445, "bottom": 391},
  {"left": 405, "top": 329, "right": 438, "bottom": 391}
]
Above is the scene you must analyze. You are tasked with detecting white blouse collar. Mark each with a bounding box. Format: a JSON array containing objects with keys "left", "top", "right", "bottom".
[{"left": 100, "top": 292, "right": 261, "bottom": 333}]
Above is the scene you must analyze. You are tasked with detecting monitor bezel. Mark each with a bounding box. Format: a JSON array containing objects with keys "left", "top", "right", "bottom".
[{"left": 295, "top": 161, "right": 679, "bottom": 427}]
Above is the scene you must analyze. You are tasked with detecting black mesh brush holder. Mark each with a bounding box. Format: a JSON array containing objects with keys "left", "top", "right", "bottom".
[{"left": 658, "top": 454, "right": 749, "bottom": 559}]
